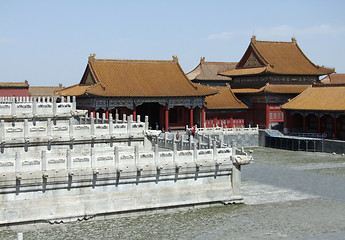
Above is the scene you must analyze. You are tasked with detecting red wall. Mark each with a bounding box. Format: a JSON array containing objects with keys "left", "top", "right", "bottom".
[
  {"left": 205, "top": 112, "right": 246, "bottom": 128},
  {"left": 0, "top": 89, "right": 29, "bottom": 97}
]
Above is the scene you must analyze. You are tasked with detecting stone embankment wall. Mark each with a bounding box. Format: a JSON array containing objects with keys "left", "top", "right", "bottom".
[{"left": 0, "top": 97, "right": 249, "bottom": 226}]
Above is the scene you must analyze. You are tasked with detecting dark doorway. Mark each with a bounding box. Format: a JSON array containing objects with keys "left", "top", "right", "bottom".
[{"left": 137, "top": 103, "right": 161, "bottom": 130}]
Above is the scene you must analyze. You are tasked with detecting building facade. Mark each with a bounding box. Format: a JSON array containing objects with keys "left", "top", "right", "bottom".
[
  {"left": 0, "top": 81, "right": 29, "bottom": 97},
  {"left": 281, "top": 84, "right": 345, "bottom": 140},
  {"left": 187, "top": 58, "right": 248, "bottom": 127},
  {"left": 220, "top": 36, "right": 334, "bottom": 129},
  {"left": 60, "top": 55, "right": 217, "bottom": 131}
]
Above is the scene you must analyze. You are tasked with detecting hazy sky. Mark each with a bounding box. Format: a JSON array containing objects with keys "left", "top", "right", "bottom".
[{"left": 1, "top": 0, "right": 345, "bottom": 86}]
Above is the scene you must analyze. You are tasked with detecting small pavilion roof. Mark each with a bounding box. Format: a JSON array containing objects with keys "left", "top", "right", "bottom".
[
  {"left": 220, "top": 36, "right": 334, "bottom": 77},
  {"left": 205, "top": 85, "right": 248, "bottom": 110},
  {"left": 321, "top": 73, "right": 345, "bottom": 84},
  {"left": 281, "top": 84, "right": 345, "bottom": 111},
  {"left": 29, "top": 85, "right": 63, "bottom": 97},
  {"left": 187, "top": 57, "right": 236, "bottom": 82},
  {"left": 60, "top": 55, "right": 217, "bottom": 98},
  {"left": 232, "top": 83, "right": 310, "bottom": 94}
]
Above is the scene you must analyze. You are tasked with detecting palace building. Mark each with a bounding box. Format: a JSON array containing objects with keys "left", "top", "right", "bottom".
[
  {"left": 187, "top": 58, "right": 248, "bottom": 127},
  {"left": 0, "top": 81, "right": 29, "bottom": 97},
  {"left": 219, "top": 36, "right": 334, "bottom": 129},
  {"left": 203, "top": 84, "right": 248, "bottom": 128},
  {"left": 59, "top": 55, "right": 217, "bottom": 131},
  {"left": 281, "top": 84, "right": 345, "bottom": 140}
]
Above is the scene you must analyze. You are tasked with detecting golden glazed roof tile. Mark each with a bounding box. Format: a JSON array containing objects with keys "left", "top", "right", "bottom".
[
  {"left": 281, "top": 84, "right": 345, "bottom": 111},
  {"left": 220, "top": 37, "right": 334, "bottom": 77},
  {"left": 232, "top": 83, "right": 310, "bottom": 94},
  {"left": 66, "top": 56, "right": 218, "bottom": 98},
  {"left": 205, "top": 85, "right": 248, "bottom": 110},
  {"left": 187, "top": 58, "right": 237, "bottom": 81}
]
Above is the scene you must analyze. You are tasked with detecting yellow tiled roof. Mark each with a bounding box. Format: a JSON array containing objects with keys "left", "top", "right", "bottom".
[
  {"left": 186, "top": 58, "right": 237, "bottom": 81},
  {"left": 29, "top": 86, "right": 63, "bottom": 97},
  {"left": 221, "top": 37, "right": 334, "bottom": 77},
  {"left": 281, "top": 84, "right": 345, "bottom": 111},
  {"left": 0, "top": 81, "right": 29, "bottom": 88},
  {"left": 66, "top": 56, "right": 217, "bottom": 97},
  {"left": 57, "top": 84, "right": 90, "bottom": 96},
  {"left": 205, "top": 85, "right": 248, "bottom": 110},
  {"left": 321, "top": 73, "right": 345, "bottom": 84}
]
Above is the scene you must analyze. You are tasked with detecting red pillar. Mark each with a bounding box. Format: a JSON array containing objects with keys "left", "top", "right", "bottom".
[
  {"left": 265, "top": 103, "right": 270, "bottom": 129},
  {"left": 230, "top": 116, "right": 234, "bottom": 128},
  {"left": 303, "top": 115, "right": 306, "bottom": 133},
  {"left": 213, "top": 115, "right": 218, "bottom": 127},
  {"left": 190, "top": 106, "right": 194, "bottom": 128},
  {"left": 106, "top": 107, "right": 109, "bottom": 119},
  {"left": 201, "top": 105, "right": 205, "bottom": 128},
  {"left": 165, "top": 103, "right": 169, "bottom": 132},
  {"left": 133, "top": 103, "right": 137, "bottom": 122}
]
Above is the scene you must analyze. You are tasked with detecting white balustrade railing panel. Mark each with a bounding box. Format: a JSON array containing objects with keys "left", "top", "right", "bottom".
[
  {"left": 196, "top": 149, "right": 214, "bottom": 162},
  {"left": 45, "top": 149, "right": 67, "bottom": 171},
  {"left": 36, "top": 103, "right": 53, "bottom": 116},
  {"left": 28, "top": 122, "right": 48, "bottom": 138},
  {"left": 20, "top": 151, "right": 42, "bottom": 173},
  {"left": 158, "top": 151, "right": 173, "bottom": 166},
  {"left": 0, "top": 151, "right": 15, "bottom": 173},
  {"left": 0, "top": 104, "right": 11, "bottom": 116},
  {"left": 5, "top": 122, "right": 24, "bottom": 140},
  {"left": 94, "top": 124, "right": 110, "bottom": 136},
  {"left": 176, "top": 150, "right": 193, "bottom": 166},
  {"left": 73, "top": 124, "right": 91, "bottom": 137},
  {"left": 217, "top": 148, "right": 232, "bottom": 161},
  {"left": 71, "top": 149, "right": 91, "bottom": 169},
  {"left": 118, "top": 151, "right": 136, "bottom": 170},
  {"left": 113, "top": 123, "right": 128, "bottom": 134}
]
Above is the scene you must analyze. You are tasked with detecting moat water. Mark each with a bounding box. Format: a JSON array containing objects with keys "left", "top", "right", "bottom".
[{"left": 2, "top": 147, "right": 345, "bottom": 240}]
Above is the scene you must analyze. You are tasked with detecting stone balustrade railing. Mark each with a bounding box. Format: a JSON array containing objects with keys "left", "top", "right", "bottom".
[
  {"left": 0, "top": 96, "right": 77, "bottom": 119},
  {"left": 0, "top": 144, "right": 233, "bottom": 176},
  {"left": 190, "top": 125, "right": 259, "bottom": 135},
  {"left": 0, "top": 114, "right": 149, "bottom": 145}
]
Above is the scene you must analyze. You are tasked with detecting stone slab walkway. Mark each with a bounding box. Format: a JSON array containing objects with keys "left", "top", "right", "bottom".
[{"left": 242, "top": 162, "right": 345, "bottom": 203}]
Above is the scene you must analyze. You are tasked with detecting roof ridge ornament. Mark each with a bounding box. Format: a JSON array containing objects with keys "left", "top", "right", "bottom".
[
  {"left": 200, "top": 57, "right": 205, "bottom": 63},
  {"left": 251, "top": 35, "right": 256, "bottom": 43},
  {"left": 172, "top": 55, "right": 178, "bottom": 62},
  {"left": 291, "top": 37, "right": 297, "bottom": 44},
  {"left": 89, "top": 53, "right": 96, "bottom": 62}
]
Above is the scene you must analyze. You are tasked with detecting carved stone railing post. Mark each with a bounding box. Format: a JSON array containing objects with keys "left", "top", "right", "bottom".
[
  {"left": 145, "top": 116, "right": 149, "bottom": 131},
  {"left": 15, "top": 151, "right": 21, "bottom": 176},
  {"left": 69, "top": 117, "right": 74, "bottom": 142},
  {"left": 32, "top": 97, "right": 37, "bottom": 118},
  {"left": 72, "top": 96, "right": 76, "bottom": 111},
  {"left": 52, "top": 97, "right": 57, "bottom": 117},
  {"left": 0, "top": 120, "right": 4, "bottom": 143},
  {"left": 90, "top": 112, "right": 95, "bottom": 137},
  {"left": 91, "top": 147, "right": 96, "bottom": 170},
  {"left": 24, "top": 119, "right": 29, "bottom": 142},
  {"left": 11, "top": 97, "right": 16, "bottom": 118},
  {"left": 114, "top": 146, "right": 120, "bottom": 170},
  {"left": 134, "top": 145, "right": 141, "bottom": 171},
  {"left": 231, "top": 142, "right": 241, "bottom": 197},
  {"left": 154, "top": 144, "right": 159, "bottom": 168},
  {"left": 67, "top": 149, "right": 73, "bottom": 174},
  {"left": 41, "top": 150, "right": 47, "bottom": 172},
  {"left": 109, "top": 114, "right": 114, "bottom": 136},
  {"left": 127, "top": 116, "right": 131, "bottom": 133}
]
